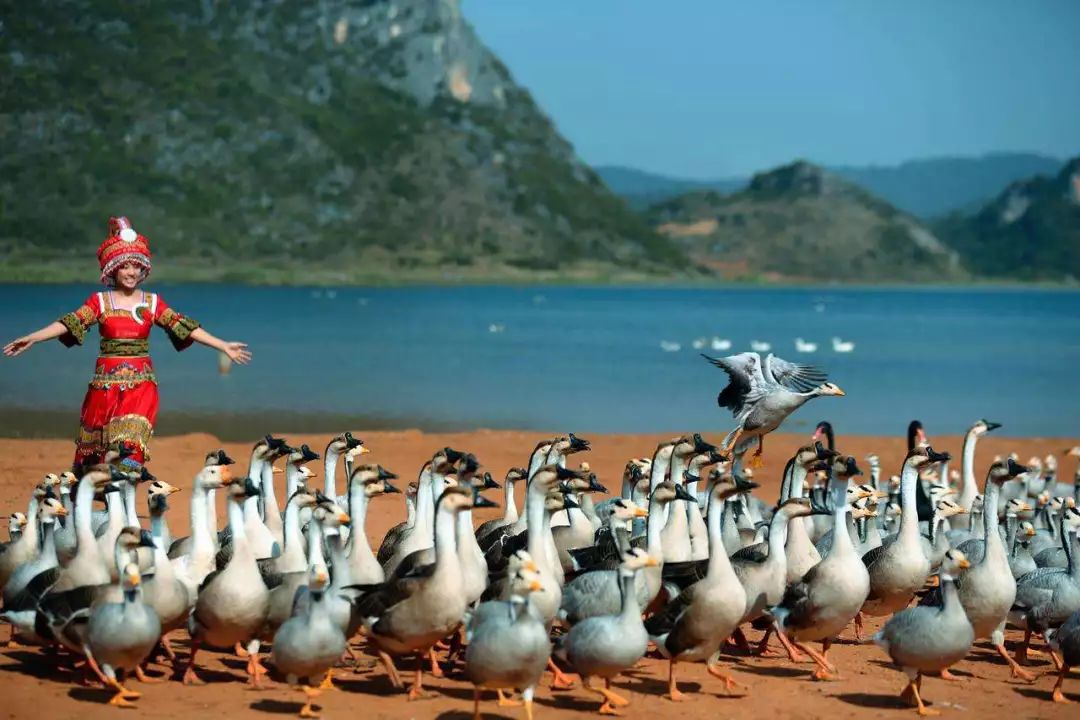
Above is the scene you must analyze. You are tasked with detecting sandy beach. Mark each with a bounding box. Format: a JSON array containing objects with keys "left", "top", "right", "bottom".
[{"left": 2, "top": 429, "right": 1079, "bottom": 719}]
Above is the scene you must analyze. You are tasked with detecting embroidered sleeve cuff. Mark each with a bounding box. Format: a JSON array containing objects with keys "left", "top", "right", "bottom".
[
  {"left": 166, "top": 314, "right": 200, "bottom": 351},
  {"left": 57, "top": 312, "right": 86, "bottom": 347}
]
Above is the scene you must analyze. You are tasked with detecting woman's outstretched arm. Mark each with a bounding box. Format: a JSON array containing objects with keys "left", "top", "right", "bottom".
[
  {"left": 189, "top": 327, "right": 252, "bottom": 365},
  {"left": 3, "top": 321, "right": 68, "bottom": 357}
]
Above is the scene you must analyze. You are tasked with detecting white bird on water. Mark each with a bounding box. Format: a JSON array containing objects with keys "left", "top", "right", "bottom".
[
  {"left": 710, "top": 336, "right": 732, "bottom": 351},
  {"left": 750, "top": 340, "right": 771, "bottom": 353},
  {"left": 660, "top": 340, "right": 682, "bottom": 353},
  {"left": 795, "top": 338, "right": 817, "bottom": 353},
  {"left": 691, "top": 337, "right": 707, "bottom": 350},
  {"left": 832, "top": 337, "right": 855, "bottom": 353}
]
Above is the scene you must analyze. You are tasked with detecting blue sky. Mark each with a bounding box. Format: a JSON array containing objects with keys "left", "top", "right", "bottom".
[{"left": 465, "top": 0, "right": 1080, "bottom": 178}]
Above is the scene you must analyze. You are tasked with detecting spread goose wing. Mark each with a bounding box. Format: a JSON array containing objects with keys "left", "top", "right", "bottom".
[
  {"left": 763, "top": 354, "right": 827, "bottom": 392},
  {"left": 701, "top": 352, "right": 769, "bottom": 416}
]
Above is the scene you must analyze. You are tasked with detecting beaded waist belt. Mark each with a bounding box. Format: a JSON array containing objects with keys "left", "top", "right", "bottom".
[{"left": 99, "top": 338, "right": 150, "bottom": 357}]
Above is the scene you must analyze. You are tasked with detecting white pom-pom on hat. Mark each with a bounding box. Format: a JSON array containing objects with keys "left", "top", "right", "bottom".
[{"left": 119, "top": 227, "right": 137, "bottom": 242}]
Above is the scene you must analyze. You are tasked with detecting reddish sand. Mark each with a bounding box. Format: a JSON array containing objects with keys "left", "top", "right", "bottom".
[{"left": 2, "top": 430, "right": 1079, "bottom": 719}]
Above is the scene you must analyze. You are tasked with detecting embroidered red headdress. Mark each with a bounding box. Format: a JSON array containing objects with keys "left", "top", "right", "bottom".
[{"left": 97, "top": 216, "right": 152, "bottom": 284}]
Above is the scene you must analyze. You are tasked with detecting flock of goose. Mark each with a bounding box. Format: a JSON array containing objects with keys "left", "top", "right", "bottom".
[
  {"left": 0, "top": 425, "right": 1078, "bottom": 717},
  {"left": 0, "top": 348, "right": 1077, "bottom": 718}
]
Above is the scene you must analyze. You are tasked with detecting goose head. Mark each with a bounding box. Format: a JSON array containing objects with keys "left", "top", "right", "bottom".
[
  {"left": 474, "top": 471, "right": 500, "bottom": 492},
  {"left": 927, "top": 484, "right": 957, "bottom": 504},
  {"left": 42, "top": 472, "right": 61, "bottom": 489},
  {"left": 349, "top": 464, "right": 400, "bottom": 496},
  {"left": 673, "top": 433, "right": 718, "bottom": 461},
  {"left": 934, "top": 498, "right": 966, "bottom": 521},
  {"left": 325, "top": 431, "right": 365, "bottom": 459},
  {"left": 436, "top": 484, "right": 473, "bottom": 514},
  {"left": 288, "top": 443, "right": 321, "bottom": 468},
  {"left": 194, "top": 464, "right": 234, "bottom": 492},
  {"left": 508, "top": 549, "right": 540, "bottom": 574},
  {"left": 1019, "top": 521, "right": 1037, "bottom": 541},
  {"left": 907, "top": 420, "right": 928, "bottom": 451},
  {"left": 312, "top": 501, "right": 350, "bottom": 530},
  {"left": 146, "top": 480, "right": 180, "bottom": 514},
  {"left": 851, "top": 497, "right": 878, "bottom": 521},
  {"left": 987, "top": 457, "right": 1030, "bottom": 485},
  {"left": 610, "top": 498, "right": 649, "bottom": 522},
  {"left": 1004, "top": 497, "right": 1033, "bottom": 518},
  {"left": 812, "top": 382, "right": 845, "bottom": 398},
  {"left": 39, "top": 495, "right": 67, "bottom": 522},
  {"left": 617, "top": 547, "right": 660, "bottom": 577},
  {"left": 432, "top": 447, "right": 465, "bottom": 474},
  {"left": 306, "top": 563, "right": 331, "bottom": 593},
  {"left": 776, "top": 496, "right": 828, "bottom": 519},
  {"left": 848, "top": 483, "right": 886, "bottom": 504},
  {"left": 971, "top": 419, "right": 1002, "bottom": 436},
  {"left": 830, "top": 455, "right": 864, "bottom": 483},
  {"left": 115, "top": 525, "right": 156, "bottom": 553},
  {"left": 712, "top": 474, "right": 758, "bottom": 502},
  {"left": 906, "top": 445, "right": 951, "bottom": 471},
  {"left": 504, "top": 467, "right": 528, "bottom": 486},
  {"left": 456, "top": 453, "right": 482, "bottom": 486},
  {"left": 204, "top": 448, "right": 235, "bottom": 467},
  {"left": 287, "top": 486, "right": 319, "bottom": 510},
  {"left": 544, "top": 491, "right": 579, "bottom": 515},
  {"left": 58, "top": 471, "right": 78, "bottom": 494},
  {"left": 939, "top": 549, "right": 971, "bottom": 579},
  {"left": 8, "top": 512, "right": 27, "bottom": 535},
  {"left": 530, "top": 465, "right": 585, "bottom": 495},
  {"left": 224, "top": 474, "right": 261, "bottom": 503},
  {"left": 506, "top": 568, "right": 545, "bottom": 599},
  {"left": 559, "top": 466, "right": 607, "bottom": 495}
]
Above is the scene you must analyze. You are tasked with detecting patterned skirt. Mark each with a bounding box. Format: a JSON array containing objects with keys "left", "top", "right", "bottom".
[{"left": 74, "top": 355, "right": 158, "bottom": 469}]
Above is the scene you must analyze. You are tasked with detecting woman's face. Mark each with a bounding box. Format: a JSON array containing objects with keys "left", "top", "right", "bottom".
[{"left": 113, "top": 262, "right": 143, "bottom": 291}]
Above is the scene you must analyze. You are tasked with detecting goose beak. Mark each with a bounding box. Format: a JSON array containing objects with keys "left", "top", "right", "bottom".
[
  {"left": 528, "top": 580, "right": 544, "bottom": 592},
  {"left": 1025, "top": 526, "right": 1037, "bottom": 537},
  {"left": 525, "top": 560, "right": 539, "bottom": 572},
  {"left": 484, "top": 473, "right": 501, "bottom": 490},
  {"left": 54, "top": 505, "right": 68, "bottom": 517},
  {"left": 383, "top": 480, "right": 401, "bottom": 494},
  {"left": 984, "top": 421, "right": 1002, "bottom": 432},
  {"left": 219, "top": 465, "right": 233, "bottom": 483},
  {"left": 587, "top": 476, "right": 607, "bottom": 493},
  {"left": 337, "top": 511, "right": 351, "bottom": 526},
  {"left": 957, "top": 558, "right": 971, "bottom": 570},
  {"left": 633, "top": 506, "right": 649, "bottom": 518},
  {"left": 645, "top": 555, "right": 660, "bottom": 567},
  {"left": 18, "top": 516, "right": 27, "bottom": 527},
  {"left": 473, "top": 494, "right": 498, "bottom": 510}
]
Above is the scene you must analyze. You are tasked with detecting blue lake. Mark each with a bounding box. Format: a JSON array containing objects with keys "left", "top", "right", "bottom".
[{"left": 1, "top": 284, "right": 1078, "bottom": 437}]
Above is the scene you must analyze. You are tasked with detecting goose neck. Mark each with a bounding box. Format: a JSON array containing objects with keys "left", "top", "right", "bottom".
[
  {"left": 619, "top": 571, "right": 641, "bottom": 620},
  {"left": 323, "top": 451, "right": 340, "bottom": 503},
  {"left": 433, "top": 502, "right": 460, "bottom": 570},
  {"left": 502, "top": 480, "right": 519, "bottom": 524},
  {"left": 706, "top": 489, "right": 734, "bottom": 577},
  {"left": 123, "top": 482, "right": 139, "bottom": 526},
  {"left": 191, "top": 484, "right": 213, "bottom": 556},
  {"left": 898, "top": 461, "right": 921, "bottom": 539},
  {"left": 960, "top": 430, "right": 979, "bottom": 510},
  {"left": 346, "top": 485, "right": 372, "bottom": 556}
]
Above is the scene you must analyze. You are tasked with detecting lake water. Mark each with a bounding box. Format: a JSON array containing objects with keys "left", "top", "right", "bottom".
[{"left": 1, "top": 284, "right": 1078, "bottom": 438}]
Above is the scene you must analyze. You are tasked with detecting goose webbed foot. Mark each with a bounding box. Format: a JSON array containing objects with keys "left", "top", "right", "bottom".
[
  {"left": 900, "top": 678, "right": 938, "bottom": 716},
  {"left": 246, "top": 651, "right": 267, "bottom": 687},
  {"left": 428, "top": 646, "right": 445, "bottom": 678},
  {"left": 938, "top": 668, "right": 960, "bottom": 682},
  {"left": 994, "top": 643, "right": 1036, "bottom": 682},
  {"left": 773, "top": 629, "right": 805, "bottom": 663},
  {"left": 1052, "top": 664, "right": 1072, "bottom": 703},
  {"left": 547, "top": 657, "right": 576, "bottom": 689},
  {"left": 706, "top": 661, "right": 748, "bottom": 695},
  {"left": 496, "top": 688, "right": 521, "bottom": 706},
  {"left": 134, "top": 665, "right": 166, "bottom": 683},
  {"left": 665, "top": 660, "right": 687, "bottom": 701},
  {"left": 377, "top": 650, "right": 402, "bottom": 687},
  {"left": 407, "top": 651, "right": 433, "bottom": 700},
  {"left": 318, "top": 669, "right": 337, "bottom": 691},
  {"left": 298, "top": 685, "right": 321, "bottom": 718}
]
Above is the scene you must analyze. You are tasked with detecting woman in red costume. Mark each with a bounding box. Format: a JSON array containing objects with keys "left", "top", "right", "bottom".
[{"left": 3, "top": 216, "right": 252, "bottom": 469}]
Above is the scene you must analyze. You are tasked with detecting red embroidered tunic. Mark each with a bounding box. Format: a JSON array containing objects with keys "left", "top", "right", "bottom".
[{"left": 58, "top": 290, "right": 199, "bottom": 468}]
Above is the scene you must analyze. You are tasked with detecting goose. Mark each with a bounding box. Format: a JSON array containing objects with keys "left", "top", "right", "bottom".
[
  {"left": 920, "top": 458, "right": 1036, "bottom": 682},
  {"left": 957, "top": 420, "right": 1001, "bottom": 513},
  {"left": 355, "top": 484, "right": 474, "bottom": 699},
  {"left": 701, "top": 351, "right": 843, "bottom": 462},
  {"left": 344, "top": 464, "right": 400, "bottom": 586},
  {"left": 475, "top": 467, "right": 528, "bottom": 544},
  {"left": 2, "top": 494, "right": 66, "bottom": 604},
  {"left": 139, "top": 482, "right": 192, "bottom": 668},
  {"left": 660, "top": 434, "right": 721, "bottom": 564},
  {"left": 1033, "top": 505, "right": 1080, "bottom": 568},
  {"left": 168, "top": 461, "right": 235, "bottom": 590},
  {"left": 263, "top": 499, "right": 349, "bottom": 647},
  {"left": 146, "top": 480, "right": 180, "bottom": 552},
  {"left": 1045, "top": 607, "right": 1080, "bottom": 704},
  {"left": 815, "top": 483, "right": 885, "bottom": 557},
  {"left": 5, "top": 512, "right": 26, "bottom": 544},
  {"left": 1029, "top": 496, "right": 1072, "bottom": 557},
  {"left": 184, "top": 472, "right": 270, "bottom": 686},
  {"left": 783, "top": 444, "right": 838, "bottom": 582},
  {"left": 321, "top": 432, "right": 365, "bottom": 509},
  {"left": 245, "top": 436, "right": 290, "bottom": 560},
  {"left": 457, "top": 468, "right": 500, "bottom": 608},
  {"left": 861, "top": 446, "right": 947, "bottom": 618},
  {"left": 34, "top": 525, "right": 157, "bottom": 657},
  {"left": 1011, "top": 508, "right": 1080, "bottom": 665},
  {"left": 464, "top": 569, "right": 550, "bottom": 720},
  {"left": 553, "top": 468, "right": 608, "bottom": 573},
  {"left": 794, "top": 337, "right": 817, "bottom": 353},
  {"left": 923, "top": 498, "right": 967, "bottom": 570},
  {"left": 1010, "top": 521, "right": 1038, "bottom": 580},
  {"left": 645, "top": 475, "right": 752, "bottom": 699},
  {"left": 731, "top": 496, "right": 824, "bottom": 655},
  {"left": 260, "top": 486, "right": 320, "bottom": 583},
  {"left": 872, "top": 550, "right": 974, "bottom": 716},
  {"left": 54, "top": 472, "right": 79, "bottom": 564},
  {"left": 562, "top": 481, "right": 690, "bottom": 624},
  {"left": 377, "top": 481, "right": 419, "bottom": 567},
  {"left": 271, "top": 444, "right": 320, "bottom": 546},
  {"left": 566, "top": 498, "right": 648, "bottom": 573},
  {"left": 95, "top": 479, "right": 132, "bottom": 581},
  {"left": 82, "top": 562, "right": 161, "bottom": 708},
  {"left": 831, "top": 337, "right": 855, "bottom": 353},
  {"left": 382, "top": 447, "right": 464, "bottom": 576},
  {"left": 271, "top": 564, "right": 347, "bottom": 718},
  {"left": 772, "top": 455, "right": 870, "bottom": 680},
  {"left": 0, "top": 484, "right": 46, "bottom": 588},
  {"left": 555, "top": 549, "right": 658, "bottom": 715}
]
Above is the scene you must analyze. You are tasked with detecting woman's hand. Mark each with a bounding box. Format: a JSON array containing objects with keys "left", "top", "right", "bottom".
[
  {"left": 222, "top": 341, "right": 252, "bottom": 365},
  {"left": 3, "top": 336, "right": 35, "bottom": 357}
]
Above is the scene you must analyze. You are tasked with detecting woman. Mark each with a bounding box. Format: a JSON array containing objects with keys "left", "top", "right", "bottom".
[{"left": 3, "top": 216, "right": 251, "bottom": 469}]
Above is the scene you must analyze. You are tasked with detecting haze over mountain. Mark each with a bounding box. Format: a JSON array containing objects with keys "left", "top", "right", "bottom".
[{"left": 598, "top": 153, "right": 1066, "bottom": 218}]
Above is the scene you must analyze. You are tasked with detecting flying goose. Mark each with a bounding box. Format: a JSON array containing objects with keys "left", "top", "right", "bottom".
[{"left": 701, "top": 351, "right": 843, "bottom": 462}]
